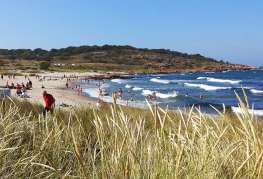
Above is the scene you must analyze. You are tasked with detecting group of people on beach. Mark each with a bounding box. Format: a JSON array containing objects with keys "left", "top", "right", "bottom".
[
  {"left": 0, "top": 73, "right": 55, "bottom": 117},
  {"left": 1, "top": 74, "right": 33, "bottom": 98},
  {"left": 15, "top": 81, "right": 32, "bottom": 98},
  {"left": 12, "top": 81, "right": 32, "bottom": 97},
  {"left": 1, "top": 74, "right": 16, "bottom": 80}
]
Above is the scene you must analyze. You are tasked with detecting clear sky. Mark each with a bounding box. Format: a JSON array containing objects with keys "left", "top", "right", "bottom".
[{"left": 0, "top": 0, "right": 262, "bottom": 66}]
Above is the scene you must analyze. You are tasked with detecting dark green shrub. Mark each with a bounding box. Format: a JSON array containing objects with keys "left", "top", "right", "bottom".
[{"left": 39, "top": 61, "right": 50, "bottom": 70}]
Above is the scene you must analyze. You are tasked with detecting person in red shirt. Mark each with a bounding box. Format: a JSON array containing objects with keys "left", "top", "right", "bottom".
[
  {"left": 42, "top": 91, "right": 55, "bottom": 117},
  {"left": 16, "top": 83, "right": 22, "bottom": 95}
]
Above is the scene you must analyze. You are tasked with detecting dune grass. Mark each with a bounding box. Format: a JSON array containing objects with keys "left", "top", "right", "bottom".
[{"left": 0, "top": 97, "right": 263, "bottom": 178}]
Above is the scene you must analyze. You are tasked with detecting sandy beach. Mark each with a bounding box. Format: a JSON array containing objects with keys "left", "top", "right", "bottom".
[{"left": 0, "top": 72, "right": 98, "bottom": 108}]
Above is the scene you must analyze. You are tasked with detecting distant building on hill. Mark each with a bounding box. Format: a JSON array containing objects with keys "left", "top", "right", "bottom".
[{"left": 53, "top": 63, "right": 65, "bottom": 67}]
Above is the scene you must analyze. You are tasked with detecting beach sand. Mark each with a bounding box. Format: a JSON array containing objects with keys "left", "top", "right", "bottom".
[{"left": 0, "top": 72, "right": 98, "bottom": 108}]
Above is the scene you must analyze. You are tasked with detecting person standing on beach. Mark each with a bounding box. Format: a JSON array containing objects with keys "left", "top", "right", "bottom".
[
  {"left": 42, "top": 91, "right": 55, "bottom": 117},
  {"left": 28, "top": 79, "right": 32, "bottom": 88},
  {"left": 77, "top": 87, "right": 81, "bottom": 96}
]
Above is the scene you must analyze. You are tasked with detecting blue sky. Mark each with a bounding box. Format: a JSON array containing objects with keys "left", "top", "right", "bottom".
[{"left": 0, "top": 0, "right": 262, "bottom": 66}]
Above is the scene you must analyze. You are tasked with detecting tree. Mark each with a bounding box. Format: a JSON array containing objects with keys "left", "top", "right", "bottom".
[{"left": 39, "top": 62, "right": 50, "bottom": 70}]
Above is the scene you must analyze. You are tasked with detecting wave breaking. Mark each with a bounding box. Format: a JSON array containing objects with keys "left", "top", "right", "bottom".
[
  {"left": 250, "top": 89, "right": 263, "bottom": 94},
  {"left": 184, "top": 83, "right": 231, "bottom": 91},
  {"left": 232, "top": 107, "right": 263, "bottom": 116},
  {"left": 197, "top": 77, "right": 241, "bottom": 84},
  {"left": 111, "top": 79, "right": 126, "bottom": 84},
  {"left": 150, "top": 78, "right": 170, "bottom": 84},
  {"left": 142, "top": 90, "right": 178, "bottom": 99}
]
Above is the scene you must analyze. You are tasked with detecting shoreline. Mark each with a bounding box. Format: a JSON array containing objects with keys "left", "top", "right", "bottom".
[
  {"left": 76, "top": 70, "right": 263, "bottom": 117},
  {"left": 1, "top": 70, "right": 263, "bottom": 117}
]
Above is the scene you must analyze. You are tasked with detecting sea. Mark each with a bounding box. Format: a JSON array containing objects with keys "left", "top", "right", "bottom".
[{"left": 81, "top": 70, "right": 263, "bottom": 116}]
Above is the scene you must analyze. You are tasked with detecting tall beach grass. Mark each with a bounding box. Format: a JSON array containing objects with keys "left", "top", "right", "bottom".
[{"left": 0, "top": 96, "right": 263, "bottom": 178}]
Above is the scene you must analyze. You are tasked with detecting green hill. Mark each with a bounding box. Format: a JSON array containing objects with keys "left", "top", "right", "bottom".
[{"left": 0, "top": 45, "right": 254, "bottom": 73}]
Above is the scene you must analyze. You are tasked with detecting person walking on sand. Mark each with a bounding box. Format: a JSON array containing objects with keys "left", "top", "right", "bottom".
[{"left": 42, "top": 91, "right": 55, "bottom": 117}]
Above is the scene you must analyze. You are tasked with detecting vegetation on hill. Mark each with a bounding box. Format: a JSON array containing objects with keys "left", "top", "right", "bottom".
[
  {"left": 0, "top": 45, "right": 253, "bottom": 73},
  {"left": 0, "top": 45, "right": 217, "bottom": 62},
  {"left": 0, "top": 96, "right": 263, "bottom": 178}
]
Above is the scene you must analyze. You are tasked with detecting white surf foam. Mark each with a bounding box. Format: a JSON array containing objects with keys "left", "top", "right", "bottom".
[
  {"left": 142, "top": 90, "right": 178, "bottom": 99},
  {"left": 205, "top": 72, "right": 215, "bottom": 74},
  {"left": 132, "top": 87, "right": 143, "bottom": 91},
  {"left": 207, "top": 78, "right": 241, "bottom": 84},
  {"left": 84, "top": 88, "right": 147, "bottom": 108},
  {"left": 150, "top": 78, "right": 170, "bottom": 84},
  {"left": 242, "top": 86, "right": 253, "bottom": 90},
  {"left": 197, "top": 77, "right": 241, "bottom": 84},
  {"left": 250, "top": 89, "right": 263, "bottom": 94},
  {"left": 84, "top": 88, "right": 100, "bottom": 98},
  {"left": 232, "top": 107, "right": 263, "bottom": 116},
  {"left": 111, "top": 79, "right": 125, "bottom": 84},
  {"left": 184, "top": 83, "right": 231, "bottom": 91},
  {"left": 125, "top": 84, "right": 132, "bottom": 89},
  {"left": 170, "top": 79, "right": 192, "bottom": 83},
  {"left": 197, "top": 77, "right": 207, "bottom": 80},
  {"left": 156, "top": 91, "right": 178, "bottom": 99},
  {"left": 142, "top": 90, "right": 154, "bottom": 96}
]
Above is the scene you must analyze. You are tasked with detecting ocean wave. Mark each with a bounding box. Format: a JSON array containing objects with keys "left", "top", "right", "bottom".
[
  {"left": 170, "top": 79, "right": 192, "bottom": 83},
  {"left": 184, "top": 83, "right": 231, "bottom": 91},
  {"left": 156, "top": 91, "right": 178, "bottom": 99},
  {"left": 232, "top": 107, "right": 263, "bottom": 116},
  {"left": 142, "top": 90, "right": 178, "bottom": 99},
  {"left": 83, "top": 88, "right": 100, "bottom": 98},
  {"left": 197, "top": 77, "right": 241, "bottom": 84},
  {"left": 84, "top": 88, "right": 148, "bottom": 108},
  {"left": 111, "top": 79, "right": 125, "bottom": 84},
  {"left": 132, "top": 87, "right": 143, "bottom": 91},
  {"left": 150, "top": 78, "right": 170, "bottom": 84},
  {"left": 250, "top": 89, "right": 263, "bottom": 94},
  {"left": 142, "top": 90, "right": 154, "bottom": 96},
  {"left": 242, "top": 86, "right": 253, "bottom": 90},
  {"left": 205, "top": 72, "right": 215, "bottom": 74},
  {"left": 125, "top": 84, "right": 132, "bottom": 88},
  {"left": 197, "top": 77, "right": 207, "bottom": 80}
]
